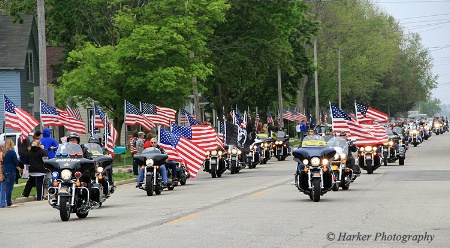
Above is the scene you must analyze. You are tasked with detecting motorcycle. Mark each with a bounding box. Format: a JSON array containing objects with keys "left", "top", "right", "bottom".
[
  {"left": 45, "top": 143, "right": 99, "bottom": 221},
  {"left": 204, "top": 147, "right": 228, "bottom": 178},
  {"left": 228, "top": 146, "right": 245, "bottom": 174},
  {"left": 293, "top": 136, "right": 336, "bottom": 202},
  {"left": 260, "top": 137, "right": 274, "bottom": 164},
  {"left": 84, "top": 143, "right": 115, "bottom": 205},
  {"left": 327, "top": 137, "right": 354, "bottom": 191},
  {"left": 247, "top": 141, "right": 262, "bottom": 169},
  {"left": 273, "top": 131, "right": 289, "bottom": 161},
  {"left": 134, "top": 147, "right": 169, "bottom": 196},
  {"left": 409, "top": 129, "right": 420, "bottom": 147},
  {"left": 433, "top": 121, "right": 442, "bottom": 135},
  {"left": 176, "top": 162, "right": 190, "bottom": 185},
  {"left": 358, "top": 145, "right": 381, "bottom": 174}
]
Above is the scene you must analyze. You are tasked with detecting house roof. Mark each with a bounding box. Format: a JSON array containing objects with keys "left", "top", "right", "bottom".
[{"left": 0, "top": 15, "right": 36, "bottom": 69}]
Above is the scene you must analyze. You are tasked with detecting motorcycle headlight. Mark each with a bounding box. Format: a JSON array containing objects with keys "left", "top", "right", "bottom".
[
  {"left": 249, "top": 145, "right": 254, "bottom": 150},
  {"left": 232, "top": 149, "right": 237, "bottom": 155},
  {"left": 321, "top": 158, "right": 329, "bottom": 166},
  {"left": 364, "top": 146, "right": 372, "bottom": 152},
  {"left": 61, "top": 169, "right": 72, "bottom": 180},
  {"left": 146, "top": 159, "right": 154, "bottom": 166},
  {"left": 264, "top": 143, "right": 268, "bottom": 147},
  {"left": 311, "top": 157, "right": 320, "bottom": 166},
  {"left": 238, "top": 150, "right": 242, "bottom": 155},
  {"left": 97, "top": 167, "right": 104, "bottom": 173},
  {"left": 218, "top": 151, "right": 223, "bottom": 156},
  {"left": 359, "top": 147, "right": 364, "bottom": 152},
  {"left": 373, "top": 146, "right": 377, "bottom": 151},
  {"left": 388, "top": 141, "right": 394, "bottom": 146},
  {"left": 334, "top": 154, "right": 339, "bottom": 160},
  {"left": 211, "top": 150, "right": 217, "bottom": 156},
  {"left": 302, "top": 159, "right": 309, "bottom": 165}
]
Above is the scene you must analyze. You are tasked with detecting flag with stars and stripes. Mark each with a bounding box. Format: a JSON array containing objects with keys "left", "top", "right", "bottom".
[
  {"left": 171, "top": 123, "right": 223, "bottom": 151},
  {"left": 141, "top": 102, "right": 176, "bottom": 127},
  {"left": 267, "top": 109, "right": 273, "bottom": 124},
  {"left": 94, "top": 103, "right": 106, "bottom": 129},
  {"left": 40, "top": 99, "right": 65, "bottom": 127},
  {"left": 355, "top": 101, "right": 388, "bottom": 124},
  {"left": 3, "top": 95, "right": 39, "bottom": 141},
  {"left": 180, "top": 108, "right": 200, "bottom": 126},
  {"left": 124, "top": 100, "right": 155, "bottom": 131},
  {"left": 159, "top": 128, "right": 185, "bottom": 163},
  {"left": 55, "top": 107, "right": 86, "bottom": 134}
]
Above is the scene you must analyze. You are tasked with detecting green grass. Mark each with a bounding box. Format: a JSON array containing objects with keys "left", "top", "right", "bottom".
[
  {"left": 12, "top": 185, "right": 35, "bottom": 200},
  {"left": 290, "top": 139, "right": 302, "bottom": 148},
  {"left": 113, "top": 169, "right": 137, "bottom": 181},
  {"left": 113, "top": 150, "right": 133, "bottom": 167}
]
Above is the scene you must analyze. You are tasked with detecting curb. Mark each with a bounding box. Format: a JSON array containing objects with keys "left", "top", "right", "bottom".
[{"left": 13, "top": 178, "right": 137, "bottom": 205}]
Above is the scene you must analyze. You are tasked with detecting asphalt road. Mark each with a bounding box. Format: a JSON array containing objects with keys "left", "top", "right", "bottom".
[{"left": 1, "top": 134, "right": 450, "bottom": 248}]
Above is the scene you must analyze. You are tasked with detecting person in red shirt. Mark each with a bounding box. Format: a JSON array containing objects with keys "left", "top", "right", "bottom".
[
  {"left": 129, "top": 130, "right": 139, "bottom": 175},
  {"left": 143, "top": 133, "right": 154, "bottom": 149}
]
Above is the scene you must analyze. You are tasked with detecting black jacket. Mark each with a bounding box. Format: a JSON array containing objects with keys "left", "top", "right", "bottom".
[{"left": 27, "top": 146, "right": 48, "bottom": 173}]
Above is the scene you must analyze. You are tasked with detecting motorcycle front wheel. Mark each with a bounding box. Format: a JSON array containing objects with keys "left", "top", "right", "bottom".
[
  {"left": 59, "top": 196, "right": 71, "bottom": 221},
  {"left": 312, "top": 178, "right": 321, "bottom": 202},
  {"left": 146, "top": 175, "right": 154, "bottom": 196}
]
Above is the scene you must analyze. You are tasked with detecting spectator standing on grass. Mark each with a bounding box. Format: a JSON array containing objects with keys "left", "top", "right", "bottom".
[
  {"left": 2, "top": 139, "right": 18, "bottom": 208},
  {"left": 22, "top": 140, "right": 48, "bottom": 201}
]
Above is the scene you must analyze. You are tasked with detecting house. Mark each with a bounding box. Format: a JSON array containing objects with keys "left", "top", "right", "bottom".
[{"left": 0, "top": 14, "right": 40, "bottom": 132}]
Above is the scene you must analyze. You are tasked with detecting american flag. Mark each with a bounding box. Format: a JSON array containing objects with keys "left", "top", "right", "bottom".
[
  {"left": 180, "top": 109, "right": 200, "bottom": 126},
  {"left": 162, "top": 127, "right": 206, "bottom": 178},
  {"left": 104, "top": 114, "right": 115, "bottom": 157},
  {"left": 360, "top": 122, "right": 388, "bottom": 144},
  {"left": 282, "top": 109, "right": 295, "bottom": 121},
  {"left": 159, "top": 128, "right": 185, "bottom": 163},
  {"left": 255, "top": 111, "right": 260, "bottom": 129},
  {"left": 3, "top": 95, "right": 39, "bottom": 141},
  {"left": 171, "top": 123, "right": 222, "bottom": 151},
  {"left": 330, "top": 103, "right": 381, "bottom": 146},
  {"left": 93, "top": 103, "right": 105, "bottom": 128},
  {"left": 56, "top": 107, "right": 86, "bottom": 134},
  {"left": 124, "top": 100, "right": 155, "bottom": 131},
  {"left": 40, "top": 99, "right": 64, "bottom": 127},
  {"left": 295, "top": 110, "right": 307, "bottom": 122},
  {"left": 140, "top": 102, "right": 176, "bottom": 127},
  {"left": 234, "top": 110, "right": 245, "bottom": 128},
  {"left": 93, "top": 103, "right": 118, "bottom": 145},
  {"left": 218, "top": 121, "right": 225, "bottom": 142},
  {"left": 267, "top": 109, "right": 273, "bottom": 124},
  {"left": 355, "top": 101, "right": 388, "bottom": 123},
  {"left": 66, "top": 104, "right": 82, "bottom": 121}
]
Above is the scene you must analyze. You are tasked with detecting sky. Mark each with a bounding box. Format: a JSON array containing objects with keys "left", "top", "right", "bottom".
[{"left": 375, "top": 0, "right": 450, "bottom": 106}]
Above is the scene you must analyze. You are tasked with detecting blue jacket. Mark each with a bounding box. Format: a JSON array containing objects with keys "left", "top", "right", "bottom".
[
  {"left": 40, "top": 128, "right": 59, "bottom": 159},
  {"left": 300, "top": 122, "right": 308, "bottom": 132},
  {"left": 3, "top": 150, "right": 18, "bottom": 174}
]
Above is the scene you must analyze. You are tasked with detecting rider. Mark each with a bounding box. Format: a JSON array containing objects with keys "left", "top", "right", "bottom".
[
  {"left": 67, "top": 133, "right": 92, "bottom": 159},
  {"left": 338, "top": 131, "right": 360, "bottom": 175},
  {"left": 136, "top": 138, "right": 168, "bottom": 188},
  {"left": 305, "top": 129, "right": 321, "bottom": 140},
  {"left": 87, "top": 134, "right": 114, "bottom": 191}
]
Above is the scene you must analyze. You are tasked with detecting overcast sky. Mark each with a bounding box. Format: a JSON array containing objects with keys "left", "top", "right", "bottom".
[{"left": 375, "top": 0, "right": 450, "bottom": 105}]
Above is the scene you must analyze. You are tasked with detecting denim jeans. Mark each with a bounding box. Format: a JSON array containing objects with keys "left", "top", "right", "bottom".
[
  {"left": 167, "top": 161, "right": 177, "bottom": 179},
  {"left": 138, "top": 165, "right": 167, "bottom": 183},
  {"left": 4, "top": 172, "right": 16, "bottom": 206},
  {"left": 0, "top": 181, "right": 6, "bottom": 208}
]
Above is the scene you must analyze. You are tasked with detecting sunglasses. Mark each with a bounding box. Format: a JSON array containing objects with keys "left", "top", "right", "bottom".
[{"left": 151, "top": 142, "right": 156, "bottom": 144}]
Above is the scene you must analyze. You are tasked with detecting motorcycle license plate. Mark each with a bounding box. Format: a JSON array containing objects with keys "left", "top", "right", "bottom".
[
  {"left": 313, "top": 173, "right": 321, "bottom": 177},
  {"left": 365, "top": 154, "right": 372, "bottom": 159},
  {"left": 211, "top": 159, "right": 217, "bottom": 164},
  {"left": 331, "top": 165, "right": 339, "bottom": 171},
  {"left": 231, "top": 157, "right": 237, "bottom": 161},
  {"left": 383, "top": 148, "right": 388, "bottom": 151}
]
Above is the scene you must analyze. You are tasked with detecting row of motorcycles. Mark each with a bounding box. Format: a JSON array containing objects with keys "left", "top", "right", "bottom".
[{"left": 203, "top": 131, "right": 291, "bottom": 178}]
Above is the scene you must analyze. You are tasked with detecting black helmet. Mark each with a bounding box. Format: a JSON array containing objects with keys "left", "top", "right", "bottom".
[
  {"left": 67, "top": 133, "right": 80, "bottom": 144},
  {"left": 88, "top": 135, "right": 100, "bottom": 144},
  {"left": 223, "top": 144, "right": 229, "bottom": 150}
]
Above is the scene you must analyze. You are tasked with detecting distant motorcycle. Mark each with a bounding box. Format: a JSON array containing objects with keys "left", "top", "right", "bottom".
[
  {"left": 358, "top": 145, "right": 381, "bottom": 174},
  {"left": 247, "top": 141, "right": 262, "bottom": 169},
  {"left": 204, "top": 146, "right": 228, "bottom": 178},
  {"left": 228, "top": 146, "right": 244, "bottom": 174},
  {"left": 176, "top": 162, "right": 190, "bottom": 185},
  {"left": 273, "top": 131, "right": 289, "bottom": 161},
  {"left": 45, "top": 143, "right": 99, "bottom": 221},
  {"left": 327, "top": 137, "right": 354, "bottom": 191},
  {"left": 260, "top": 137, "right": 274, "bottom": 164},
  {"left": 134, "top": 148, "right": 168, "bottom": 196}
]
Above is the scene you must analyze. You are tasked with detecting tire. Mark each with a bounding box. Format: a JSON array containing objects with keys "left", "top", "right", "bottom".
[
  {"left": 383, "top": 157, "right": 387, "bottom": 166},
  {"left": 366, "top": 161, "right": 373, "bottom": 174},
  {"left": 167, "top": 184, "right": 174, "bottom": 191},
  {"left": 312, "top": 178, "right": 321, "bottom": 202},
  {"left": 341, "top": 175, "right": 349, "bottom": 190},
  {"left": 399, "top": 157, "right": 405, "bottom": 165},
  {"left": 146, "top": 175, "right": 154, "bottom": 196},
  {"left": 180, "top": 179, "right": 187, "bottom": 185},
  {"left": 231, "top": 161, "right": 236, "bottom": 174},
  {"left": 76, "top": 211, "right": 89, "bottom": 219},
  {"left": 59, "top": 196, "right": 71, "bottom": 222},
  {"left": 217, "top": 173, "right": 222, "bottom": 178},
  {"left": 211, "top": 165, "right": 217, "bottom": 178},
  {"left": 414, "top": 141, "right": 417, "bottom": 147},
  {"left": 155, "top": 188, "right": 162, "bottom": 195},
  {"left": 332, "top": 171, "right": 339, "bottom": 191}
]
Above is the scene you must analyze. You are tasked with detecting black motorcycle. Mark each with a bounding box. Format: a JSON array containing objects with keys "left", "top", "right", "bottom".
[
  {"left": 84, "top": 143, "right": 115, "bottom": 205},
  {"left": 204, "top": 147, "right": 228, "bottom": 178},
  {"left": 358, "top": 145, "right": 381, "bottom": 174},
  {"left": 260, "top": 137, "right": 274, "bottom": 164},
  {"left": 176, "top": 162, "right": 190, "bottom": 185},
  {"left": 273, "top": 131, "right": 289, "bottom": 161},
  {"left": 293, "top": 136, "right": 335, "bottom": 202},
  {"left": 134, "top": 148, "right": 169, "bottom": 196},
  {"left": 45, "top": 143, "right": 99, "bottom": 221},
  {"left": 228, "top": 146, "right": 245, "bottom": 174},
  {"left": 247, "top": 141, "right": 262, "bottom": 169}
]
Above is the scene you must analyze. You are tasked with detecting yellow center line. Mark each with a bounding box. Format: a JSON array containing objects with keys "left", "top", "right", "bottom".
[
  {"left": 166, "top": 213, "right": 200, "bottom": 225},
  {"left": 251, "top": 191, "right": 267, "bottom": 197}
]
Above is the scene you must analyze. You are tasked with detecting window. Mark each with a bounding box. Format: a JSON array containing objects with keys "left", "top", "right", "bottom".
[{"left": 26, "top": 51, "right": 34, "bottom": 83}]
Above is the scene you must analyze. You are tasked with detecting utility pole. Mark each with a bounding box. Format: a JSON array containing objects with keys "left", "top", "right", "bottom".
[
  {"left": 314, "top": 38, "right": 319, "bottom": 124},
  {"left": 277, "top": 65, "right": 283, "bottom": 128},
  {"left": 190, "top": 52, "right": 201, "bottom": 121},
  {"left": 338, "top": 48, "right": 341, "bottom": 109},
  {"left": 37, "top": 0, "right": 47, "bottom": 104}
]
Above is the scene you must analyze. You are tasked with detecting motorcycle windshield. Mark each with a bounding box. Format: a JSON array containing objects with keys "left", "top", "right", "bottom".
[
  {"left": 276, "top": 131, "right": 286, "bottom": 140},
  {"left": 302, "top": 136, "right": 326, "bottom": 147},
  {"left": 56, "top": 143, "right": 83, "bottom": 155},
  {"left": 84, "top": 143, "right": 103, "bottom": 155},
  {"left": 326, "top": 137, "right": 349, "bottom": 155}
]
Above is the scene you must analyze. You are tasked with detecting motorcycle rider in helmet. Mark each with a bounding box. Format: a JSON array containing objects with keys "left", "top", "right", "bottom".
[
  {"left": 66, "top": 133, "right": 95, "bottom": 197},
  {"left": 88, "top": 134, "right": 114, "bottom": 192}
]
